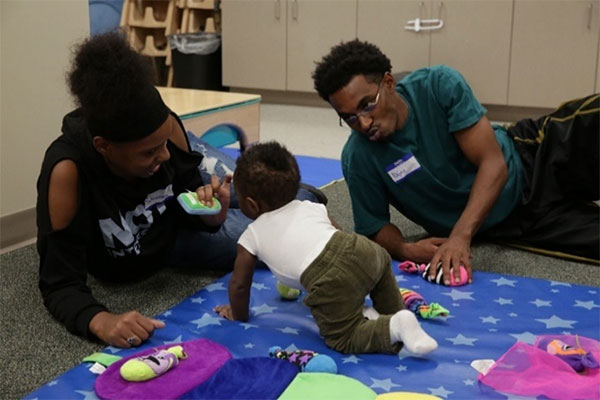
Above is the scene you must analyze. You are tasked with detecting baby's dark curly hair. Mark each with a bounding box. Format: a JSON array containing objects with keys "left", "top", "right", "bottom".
[
  {"left": 67, "top": 30, "right": 156, "bottom": 118},
  {"left": 312, "top": 39, "right": 392, "bottom": 102},
  {"left": 234, "top": 142, "right": 300, "bottom": 211}
]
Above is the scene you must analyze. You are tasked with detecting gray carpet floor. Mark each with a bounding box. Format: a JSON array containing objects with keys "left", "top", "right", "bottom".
[{"left": 1, "top": 180, "right": 598, "bottom": 399}]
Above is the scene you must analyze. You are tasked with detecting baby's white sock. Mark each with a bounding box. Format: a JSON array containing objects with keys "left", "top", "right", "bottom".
[
  {"left": 362, "top": 306, "right": 381, "bottom": 320},
  {"left": 389, "top": 309, "right": 438, "bottom": 355}
]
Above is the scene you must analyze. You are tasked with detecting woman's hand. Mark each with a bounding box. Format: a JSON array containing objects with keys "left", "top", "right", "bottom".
[{"left": 88, "top": 311, "right": 165, "bottom": 348}]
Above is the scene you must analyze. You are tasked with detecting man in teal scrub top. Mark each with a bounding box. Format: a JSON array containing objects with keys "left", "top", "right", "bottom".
[{"left": 312, "top": 39, "right": 599, "bottom": 284}]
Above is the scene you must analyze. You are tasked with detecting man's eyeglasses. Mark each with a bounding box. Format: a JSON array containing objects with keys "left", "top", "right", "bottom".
[{"left": 338, "top": 76, "right": 385, "bottom": 127}]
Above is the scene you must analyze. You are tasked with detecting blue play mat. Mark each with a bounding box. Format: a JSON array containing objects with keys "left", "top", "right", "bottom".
[{"left": 25, "top": 262, "right": 600, "bottom": 399}]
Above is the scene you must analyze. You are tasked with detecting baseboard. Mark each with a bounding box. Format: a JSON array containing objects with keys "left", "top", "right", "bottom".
[
  {"left": 484, "top": 104, "right": 554, "bottom": 124},
  {"left": 0, "top": 207, "right": 37, "bottom": 252}
]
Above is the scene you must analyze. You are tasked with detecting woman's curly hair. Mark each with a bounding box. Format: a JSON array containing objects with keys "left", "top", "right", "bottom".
[
  {"left": 234, "top": 141, "right": 300, "bottom": 211},
  {"left": 66, "top": 30, "right": 156, "bottom": 118},
  {"left": 312, "top": 39, "right": 392, "bottom": 102}
]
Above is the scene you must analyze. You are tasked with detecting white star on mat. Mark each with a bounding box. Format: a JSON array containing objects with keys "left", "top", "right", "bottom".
[
  {"left": 252, "top": 282, "right": 268, "bottom": 290},
  {"left": 190, "top": 296, "right": 205, "bottom": 304},
  {"left": 509, "top": 312, "right": 518, "bottom": 317},
  {"left": 75, "top": 390, "right": 99, "bottom": 400},
  {"left": 240, "top": 323, "right": 258, "bottom": 330},
  {"left": 491, "top": 277, "right": 517, "bottom": 287},
  {"left": 574, "top": 300, "right": 600, "bottom": 310},
  {"left": 480, "top": 316, "right": 500, "bottom": 324},
  {"left": 104, "top": 346, "right": 121, "bottom": 354},
  {"left": 494, "top": 297, "right": 513, "bottom": 305},
  {"left": 205, "top": 282, "right": 226, "bottom": 292},
  {"left": 164, "top": 335, "right": 183, "bottom": 344},
  {"left": 589, "top": 290, "right": 597, "bottom": 294},
  {"left": 284, "top": 343, "right": 300, "bottom": 352},
  {"left": 428, "top": 385, "right": 454, "bottom": 398},
  {"left": 530, "top": 299, "right": 551, "bottom": 307},
  {"left": 489, "top": 328, "right": 498, "bottom": 332},
  {"left": 498, "top": 391, "right": 540, "bottom": 400},
  {"left": 370, "top": 377, "right": 401, "bottom": 392},
  {"left": 446, "top": 333, "right": 478, "bottom": 346},
  {"left": 463, "top": 379, "right": 475, "bottom": 386},
  {"left": 562, "top": 330, "right": 573, "bottom": 335},
  {"left": 395, "top": 275, "right": 408, "bottom": 282},
  {"left": 436, "top": 314, "right": 453, "bottom": 322},
  {"left": 536, "top": 315, "right": 577, "bottom": 329},
  {"left": 396, "top": 364, "right": 408, "bottom": 372},
  {"left": 163, "top": 310, "right": 172, "bottom": 317},
  {"left": 47, "top": 380, "right": 58, "bottom": 386},
  {"left": 412, "top": 285, "right": 421, "bottom": 289},
  {"left": 510, "top": 331, "right": 537, "bottom": 344},
  {"left": 278, "top": 327, "right": 299, "bottom": 335},
  {"left": 244, "top": 343, "right": 255, "bottom": 349},
  {"left": 251, "top": 303, "right": 277, "bottom": 315},
  {"left": 341, "top": 355, "right": 362, "bottom": 364},
  {"left": 551, "top": 289, "right": 560, "bottom": 293},
  {"left": 190, "top": 313, "right": 221, "bottom": 329},
  {"left": 442, "top": 289, "right": 475, "bottom": 301},
  {"left": 550, "top": 281, "right": 571, "bottom": 287},
  {"left": 452, "top": 303, "right": 460, "bottom": 307}
]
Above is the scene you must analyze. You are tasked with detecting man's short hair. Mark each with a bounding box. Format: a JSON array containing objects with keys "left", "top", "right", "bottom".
[{"left": 312, "top": 39, "right": 392, "bottom": 102}]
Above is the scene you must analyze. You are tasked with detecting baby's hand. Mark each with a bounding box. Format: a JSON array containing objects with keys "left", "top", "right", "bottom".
[{"left": 213, "top": 304, "right": 233, "bottom": 320}]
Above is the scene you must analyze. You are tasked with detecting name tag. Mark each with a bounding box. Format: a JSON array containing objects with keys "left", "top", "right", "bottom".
[{"left": 386, "top": 154, "right": 421, "bottom": 183}]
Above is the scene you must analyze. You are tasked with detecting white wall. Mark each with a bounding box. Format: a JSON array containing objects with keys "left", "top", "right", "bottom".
[{"left": 1, "top": 1, "right": 89, "bottom": 219}]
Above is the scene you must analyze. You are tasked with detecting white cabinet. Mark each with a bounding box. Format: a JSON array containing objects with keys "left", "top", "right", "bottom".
[
  {"left": 221, "top": 0, "right": 287, "bottom": 90},
  {"left": 357, "top": 0, "right": 513, "bottom": 105},
  {"left": 597, "top": 39, "right": 600, "bottom": 93},
  {"left": 357, "top": 1, "right": 430, "bottom": 74},
  {"left": 508, "top": 0, "right": 600, "bottom": 108},
  {"left": 287, "top": 0, "right": 357, "bottom": 92},
  {"left": 429, "top": 0, "right": 513, "bottom": 105},
  {"left": 222, "top": 0, "right": 600, "bottom": 107},
  {"left": 221, "top": 0, "right": 356, "bottom": 92}
]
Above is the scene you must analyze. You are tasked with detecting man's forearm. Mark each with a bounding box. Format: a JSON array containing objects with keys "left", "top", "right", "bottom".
[
  {"left": 451, "top": 157, "right": 508, "bottom": 241},
  {"left": 372, "top": 223, "right": 410, "bottom": 260}
]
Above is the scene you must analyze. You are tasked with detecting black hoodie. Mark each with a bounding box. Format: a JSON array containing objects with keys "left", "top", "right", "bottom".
[{"left": 36, "top": 109, "right": 206, "bottom": 338}]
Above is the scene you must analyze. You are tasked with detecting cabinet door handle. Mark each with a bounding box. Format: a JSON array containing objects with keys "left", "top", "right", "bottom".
[
  {"left": 275, "top": 0, "right": 281, "bottom": 20},
  {"left": 588, "top": 2, "right": 593, "bottom": 30},
  {"left": 405, "top": 18, "right": 444, "bottom": 32},
  {"left": 292, "top": 0, "right": 298, "bottom": 21}
]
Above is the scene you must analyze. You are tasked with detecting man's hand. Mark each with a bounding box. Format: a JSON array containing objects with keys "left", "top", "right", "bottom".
[
  {"left": 372, "top": 223, "right": 446, "bottom": 263},
  {"left": 89, "top": 311, "right": 165, "bottom": 348},
  {"left": 214, "top": 304, "right": 233, "bottom": 320},
  {"left": 429, "top": 235, "right": 473, "bottom": 285},
  {"left": 402, "top": 237, "right": 447, "bottom": 263}
]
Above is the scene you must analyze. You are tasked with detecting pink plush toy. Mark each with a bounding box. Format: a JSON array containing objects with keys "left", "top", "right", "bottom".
[{"left": 399, "top": 261, "right": 469, "bottom": 286}]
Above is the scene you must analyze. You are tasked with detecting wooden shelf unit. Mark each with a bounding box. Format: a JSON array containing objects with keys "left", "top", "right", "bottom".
[{"left": 120, "top": 0, "right": 221, "bottom": 86}]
